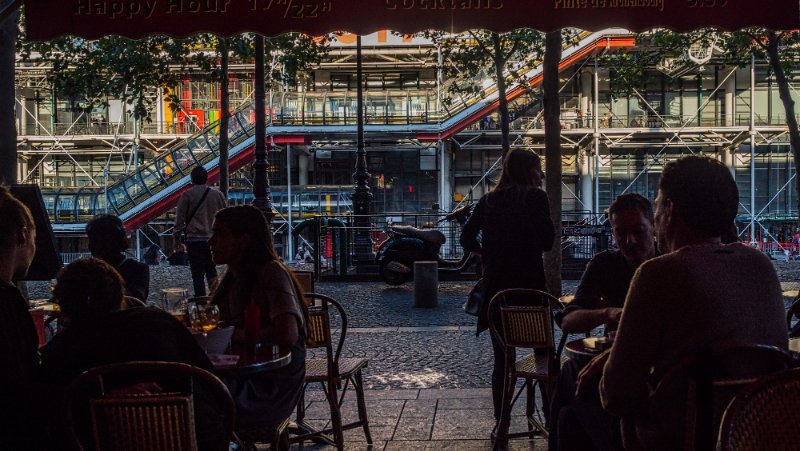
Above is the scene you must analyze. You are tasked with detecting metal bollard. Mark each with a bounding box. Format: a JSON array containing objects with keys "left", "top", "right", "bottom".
[{"left": 414, "top": 261, "right": 438, "bottom": 308}]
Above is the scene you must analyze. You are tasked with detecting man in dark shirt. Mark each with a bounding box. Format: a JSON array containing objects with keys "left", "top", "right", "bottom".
[
  {"left": 560, "top": 193, "right": 657, "bottom": 335},
  {"left": 0, "top": 187, "right": 48, "bottom": 449},
  {"left": 550, "top": 193, "right": 656, "bottom": 451}
]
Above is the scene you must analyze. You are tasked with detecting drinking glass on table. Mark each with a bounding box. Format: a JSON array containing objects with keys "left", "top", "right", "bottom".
[
  {"left": 188, "top": 303, "right": 218, "bottom": 332},
  {"left": 201, "top": 305, "right": 220, "bottom": 333},
  {"left": 189, "top": 303, "right": 220, "bottom": 352}
]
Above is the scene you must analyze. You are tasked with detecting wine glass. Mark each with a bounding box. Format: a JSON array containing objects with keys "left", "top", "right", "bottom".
[
  {"left": 187, "top": 302, "right": 202, "bottom": 332},
  {"left": 201, "top": 305, "right": 220, "bottom": 333}
]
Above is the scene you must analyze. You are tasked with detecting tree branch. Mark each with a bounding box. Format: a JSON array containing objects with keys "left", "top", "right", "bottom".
[
  {"left": 468, "top": 31, "right": 494, "bottom": 60},
  {"left": 502, "top": 38, "right": 522, "bottom": 65}
]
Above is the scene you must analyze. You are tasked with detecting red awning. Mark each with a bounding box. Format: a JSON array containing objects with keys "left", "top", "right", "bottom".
[{"left": 24, "top": 0, "right": 800, "bottom": 41}]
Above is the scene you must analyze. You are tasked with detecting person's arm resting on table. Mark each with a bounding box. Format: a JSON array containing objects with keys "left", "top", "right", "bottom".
[
  {"left": 599, "top": 265, "right": 664, "bottom": 416},
  {"left": 562, "top": 307, "right": 622, "bottom": 335}
]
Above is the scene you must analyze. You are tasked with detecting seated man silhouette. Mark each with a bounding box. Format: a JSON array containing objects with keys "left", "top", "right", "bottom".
[
  {"left": 580, "top": 156, "right": 787, "bottom": 450},
  {"left": 550, "top": 194, "right": 657, "bottom": 451}
]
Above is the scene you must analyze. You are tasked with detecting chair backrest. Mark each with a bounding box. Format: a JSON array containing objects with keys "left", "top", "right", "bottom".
[
  {"left": 717, "top": 368, "right": 800, "bottom": 450},
  {"left": 649, "top": 344, "right": 792, "bottom": 451},
  {"left": 293, "top": 270, "right": 315, "bottom": 294},
  {"left": 64, "top": 361, "right": 236, "bottom": 451},
  {"left": 487, "top": 288, "right": 558, "bottom": 352},
  {"left": 303, "top": 293, "right": 348, "bottom": 375}
]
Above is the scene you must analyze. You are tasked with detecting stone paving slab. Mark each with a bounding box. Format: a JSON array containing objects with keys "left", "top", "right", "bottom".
[{"left": 281, "top": 388, "right": 546, "bottom": 451}]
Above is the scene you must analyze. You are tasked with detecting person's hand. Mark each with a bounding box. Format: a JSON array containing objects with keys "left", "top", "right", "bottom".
[
  {"left": 576, "top": 349, "right": 611, "bottom": 400},
  {"left": 605, "top": 307, "right": 623, "bottom": 329}
]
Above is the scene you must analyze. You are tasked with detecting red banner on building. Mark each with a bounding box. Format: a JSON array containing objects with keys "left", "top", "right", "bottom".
[{"left": 24, "top": 0, "right": 800, "bottom": 41}]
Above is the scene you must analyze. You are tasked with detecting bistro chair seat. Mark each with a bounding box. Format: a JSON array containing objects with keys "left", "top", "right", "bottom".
[
  {"left": 717, "top": 367, "right": 800, "bottom": 450},
  {"left": 488, "top": 288, "right": 562, "bottom": 451},
  {"left": 292, "top": 293, "right": 371, "bottom": 451},
  {"left": 306, "top": 357, "right": 369, "bottom": 381},
  {"left": 515, "top": 353, "right": 553, "bottom": 378},
  {"left": 64, "top": 361, "right": 235, "bottom": 451}
]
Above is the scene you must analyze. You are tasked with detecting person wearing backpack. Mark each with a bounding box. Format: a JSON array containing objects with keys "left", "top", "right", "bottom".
[{"left": 174, "top": 166, "right": 228, "bottom": 297}]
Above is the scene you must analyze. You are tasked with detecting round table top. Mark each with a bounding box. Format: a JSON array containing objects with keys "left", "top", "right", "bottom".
[
  {"left": 564, "top": 337, "right": 611, "bottom": 360},
  {"left": 212, "top": 351, "right": 292, "bottom": 377}
]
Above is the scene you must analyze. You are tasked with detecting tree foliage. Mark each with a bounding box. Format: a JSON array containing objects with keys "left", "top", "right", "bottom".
[
  {"left": 192, "top": 33, "right": 331, "bottom": 91},
  {"left": 17, "top": 27, "right": 195, "bottom": 121},
  {"left": 602, "top": 28, "right": 800, "bottom": 224},
  {"left": 17, "top": 14, "right": 330, "bottom": 123},
  {"left": 424, "top": 29, "right": 545, "bottom": 152}
]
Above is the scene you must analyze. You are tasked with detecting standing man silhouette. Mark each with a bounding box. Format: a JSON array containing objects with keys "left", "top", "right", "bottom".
[{"left": 174, "top": 166, "right": 228, "bottom": 296}]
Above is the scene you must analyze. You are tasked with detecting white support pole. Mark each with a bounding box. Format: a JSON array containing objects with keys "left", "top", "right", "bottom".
[
  {"left": 724, "top": 68, "right": 736, "bottom": 127},
  {"left": 580, "top": 148, "right": 593, "bottom": 218},
  {"left": 156, "top": 88, "right": 165, "bottom": 133},
  {"left": 19, "top": 95, "right": 26, "bottom": 135},
  {"left": 287, "top": 144, "right": 294, "bottom": 262},
  {"left": 439, "top": 140, "right": 452, "bottom": 213},
  {"left": 750, "top": 55, "right": 757, "bottom": 244},
  {"left": 298, "top": 149, "right": 309, "bottom": 186},
  {"left": 594, "top": 58, "right": 601, "bottom": 217},
  {"left": 581, "top": 70, "right": 592, "bottom": 127},
  {"left": 135, "top": 229, "right": 141, "bottom": 261}
]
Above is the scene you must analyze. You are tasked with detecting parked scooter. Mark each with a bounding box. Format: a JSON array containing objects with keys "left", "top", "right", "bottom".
[{"left": 375, "top": 205, "right": 480, "bottom": 285}]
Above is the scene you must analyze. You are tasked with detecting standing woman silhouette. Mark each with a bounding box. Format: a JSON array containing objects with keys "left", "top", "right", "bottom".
[{"left": 460, "top": 149, "right": 555, "bottom": 440}]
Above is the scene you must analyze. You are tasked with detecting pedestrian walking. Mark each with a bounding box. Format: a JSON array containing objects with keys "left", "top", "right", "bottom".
[
  {"left": 460, "top": 149, "right": 555, "bottom": 446},
  {"left": 173, "top": 166, "right": 228, "bottom": 297}
]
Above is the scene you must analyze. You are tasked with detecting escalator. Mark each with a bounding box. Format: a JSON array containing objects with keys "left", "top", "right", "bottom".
[{"left": 43, "top": 28, "right": 635, "bottom": 233}]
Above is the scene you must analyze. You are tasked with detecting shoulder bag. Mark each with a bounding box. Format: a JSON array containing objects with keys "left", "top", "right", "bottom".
[{"left": 463, "top": 277, "right": 483, "bottom": 317}]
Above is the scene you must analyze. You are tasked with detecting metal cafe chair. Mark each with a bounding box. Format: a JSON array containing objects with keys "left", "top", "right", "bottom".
[
  {"left": 293, "top": 293, "right": 371, "bottom": 450},
  {"left": 626, "top": 344, "right": 792, "bottom": 451},
  {"left": 63, "top": 361, "right": 235, "bottom": 451},
  {"left": 488, "top": 288, "right": 562, "bottom": 450},
  {"left": 717, "top": 367, "right": 800, "bottom": 450},
  {"left": 292, "top": 270, "right": 315, "bottom": 294}
]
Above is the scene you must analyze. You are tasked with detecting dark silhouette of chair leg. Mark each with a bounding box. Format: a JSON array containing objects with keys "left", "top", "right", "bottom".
[
  {"left": 353, "top": 370, "right": 373, "bottom": 444},
  {"left": 324, "top": 381, "right": 345, "bottom": 450},
  {"left": 494, "top": 370, "right": 515, "bottom": 451},
  {"left": 526, "top": 380, "right": 535, "bottom": 437}
]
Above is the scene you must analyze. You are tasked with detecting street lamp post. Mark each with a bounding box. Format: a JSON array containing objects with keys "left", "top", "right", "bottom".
[
  {"left": 352, "top": 36, "right": 374, "bottom": 268},
  {"left": 252, "top": 34, "right": 274, "bottom": 223}
]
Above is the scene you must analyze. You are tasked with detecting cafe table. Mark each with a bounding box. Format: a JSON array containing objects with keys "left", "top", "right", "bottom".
[
  {"left": 210, "top": 347, "right": 292, "bottom": 378},
  {"left": 564, "top": 337, "right": 612, "bottom": 361}
]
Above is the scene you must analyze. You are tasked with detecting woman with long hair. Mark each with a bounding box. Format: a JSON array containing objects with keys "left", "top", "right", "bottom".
[
  {"left": 209, "top": 205, "right": 308, "bottom": 432},
  {"left": 460, "top": 149, "right": 555, "bottom": 441}
]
